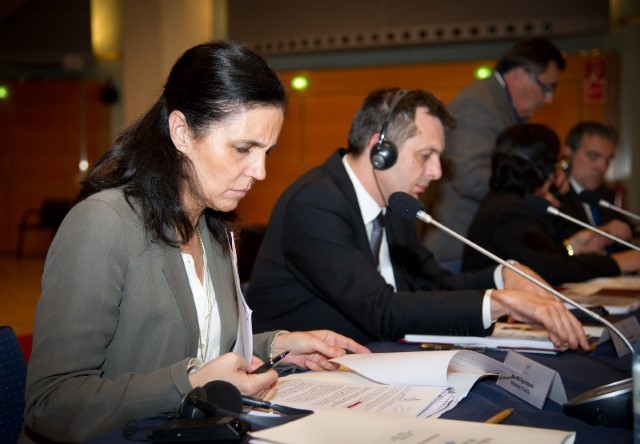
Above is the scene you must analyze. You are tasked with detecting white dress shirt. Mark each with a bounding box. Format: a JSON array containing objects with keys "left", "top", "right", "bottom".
[{"left": 342, "top": 155, "right": 503, "bottom": 329}]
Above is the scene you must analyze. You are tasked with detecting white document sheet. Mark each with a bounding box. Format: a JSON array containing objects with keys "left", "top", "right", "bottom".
[
  {"left": 329, "top": 350, "right": 516, "bottom": 386},
  {"left": 269, "top": 350, "right": 514, "bottom": 418},
  {"left": 251, "top": 409, "right": 576, "bottom": 444}
]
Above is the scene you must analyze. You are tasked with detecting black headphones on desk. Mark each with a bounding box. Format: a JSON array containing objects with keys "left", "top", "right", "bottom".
[
  {"left": 178, "top": 380, "right": 312, "bottom": 429},
  {"left": 370, "top": 89, "right": 409, "bottom": 171}
]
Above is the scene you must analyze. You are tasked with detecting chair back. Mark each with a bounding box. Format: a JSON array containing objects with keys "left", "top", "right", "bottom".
[
  {"left": 237, "top": 224, "right": 268, "bottom": 283},
  {"left": 0, "top": 326, "right": 27, "bottom": 443},
  {"left": 40, "top": 200, "right": 71, "bottom": 228}
]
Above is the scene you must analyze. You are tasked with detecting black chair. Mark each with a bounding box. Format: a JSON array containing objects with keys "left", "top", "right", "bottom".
[
  {"left": 0, "top": 326, "right": 28, "bottom": 442},
  {"left": 16, "top": 199, "right": 71, "bottom": 259},
  {"left": 237, "top": 224, "right": 267, "bottom": 284}
]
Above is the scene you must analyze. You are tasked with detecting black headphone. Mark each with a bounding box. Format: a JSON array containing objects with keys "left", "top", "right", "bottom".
[
  {"left": 370, "top": 89, "right": 409, "bottom": 170},
  {"left": 178, "top": 380, "right": 312, "bottom": 431}
]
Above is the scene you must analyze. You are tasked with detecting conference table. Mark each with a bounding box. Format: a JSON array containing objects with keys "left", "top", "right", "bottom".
[
  {"left": 93, "top": 332, "right": 633, "bottom": 443},
  {"left": 371, "top": 339, "right": 633, "bottom": 444}
]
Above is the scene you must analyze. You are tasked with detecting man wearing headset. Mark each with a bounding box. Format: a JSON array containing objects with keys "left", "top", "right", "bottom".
[
  {"left": 247, "top": 88, "right": 589, "bottom": 351},
  {"left": 553, "top": 121, "right": 636, "bottom": 254}
]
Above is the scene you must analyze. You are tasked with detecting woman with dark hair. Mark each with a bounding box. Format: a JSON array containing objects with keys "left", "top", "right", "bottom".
[
  {"left": 22, "top": 41, "right": 367, "bottom": 443},
  {"left": 462, "top": 123, "right": 639, "bottom": 284}
]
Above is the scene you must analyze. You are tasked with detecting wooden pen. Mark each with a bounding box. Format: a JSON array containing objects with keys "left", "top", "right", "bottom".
[{"left": 484, "top": 408, "right": 513, "bottom": 424}]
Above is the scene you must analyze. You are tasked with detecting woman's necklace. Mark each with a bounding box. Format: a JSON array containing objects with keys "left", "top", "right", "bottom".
[{"left": 196, "top": 227, "right": 212, "bottom": 361}]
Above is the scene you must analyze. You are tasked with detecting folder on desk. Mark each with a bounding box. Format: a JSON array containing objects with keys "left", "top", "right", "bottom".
[
  {"left": 403, "top": 322, "right": 568, "bottom": 354},
  {"left": 560, "top": 276, "right": 640, "bottom": 315}
]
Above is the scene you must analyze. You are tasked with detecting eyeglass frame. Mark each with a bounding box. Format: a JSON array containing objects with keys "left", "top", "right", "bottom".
[{"left": 527, "top": 70, "right": 557, "bottom": 96}]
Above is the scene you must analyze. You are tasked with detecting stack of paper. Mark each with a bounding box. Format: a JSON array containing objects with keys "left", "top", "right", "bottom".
[
  {"left": 561, "top": 275, "right": 640, "bottom": 315},
  {"left": 268, "top": 350, "right": 516, "bottom": 419}
]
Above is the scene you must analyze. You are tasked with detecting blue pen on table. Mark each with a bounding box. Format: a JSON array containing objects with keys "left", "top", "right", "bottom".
[{"left": 250, "top": 350, "right": 290, "bottom": 374}]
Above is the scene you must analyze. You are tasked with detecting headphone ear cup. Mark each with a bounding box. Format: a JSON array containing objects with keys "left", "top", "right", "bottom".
[
  {"left": 179, "top": 386, "right": 208, "bottom": 419},
  {"left": 370, "top": 140, "right": 398, "bottom": 170},
  {"left": 203, "top": 380, "right": 243, "bottom": 414}
]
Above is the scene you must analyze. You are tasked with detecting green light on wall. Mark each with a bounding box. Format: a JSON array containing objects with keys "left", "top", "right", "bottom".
[
  {"left": 474, "top": 66, "right": 493, "bottom": 80},
  {"left": 0, "top": 85, "right": 8, "bottom": 100},
  {"left": 291, "top": 76, "right": 309, "bottom": 91}
]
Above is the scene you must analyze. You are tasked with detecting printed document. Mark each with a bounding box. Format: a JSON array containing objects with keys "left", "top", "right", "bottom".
[
  {"left": 251, "top": 408, "right": 576, "bottom": 444},
  {"left": 269, "top": 350, "right": 516, "bottom": 418}
]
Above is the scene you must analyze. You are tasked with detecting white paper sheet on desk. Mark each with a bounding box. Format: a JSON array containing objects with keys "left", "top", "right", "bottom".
[
  {"left": 269, "top": 351, "right": 513, "bottom": 418},
  {"left": 330, "top": 350, "right": 516, "bottom": 386},
  {"left": 250, "top": 409, "right": 576, "bottom": 444},
  {"left": 272, "top": 376, "right": 452, "bottom": 417}
]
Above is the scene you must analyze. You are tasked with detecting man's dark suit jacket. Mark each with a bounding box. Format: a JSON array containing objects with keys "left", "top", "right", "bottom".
[
  {"left": 247, "top": 149, "right": 496, "bottom": 345},
  {"left": 463, "top": 190, "right": 620, "bottom": 285},
  {"left": 553, "top": 184, "right": 632, "bottom": 247}
]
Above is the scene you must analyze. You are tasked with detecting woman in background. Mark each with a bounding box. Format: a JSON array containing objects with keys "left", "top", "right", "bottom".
[{"left": 463, "top": 123, "right": 639, "bottom": 284}]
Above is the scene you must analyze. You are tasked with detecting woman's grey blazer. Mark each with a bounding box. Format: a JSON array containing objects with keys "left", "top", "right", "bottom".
[{"left": 22, "top": 188, "right": 276, "bottom": 442}]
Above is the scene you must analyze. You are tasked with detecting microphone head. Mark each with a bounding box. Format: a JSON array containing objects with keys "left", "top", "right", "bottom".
[
  {"left": 203, "top": 380, "right": 243, "bottom": 414},
  {"left": 524, "top": 194, "right": 552, "bottom": 216},
  {"left": 388, "top": 192, "right": 424, "bottom": 221},
  {"left": 579, "top": 189, "right": 601, "bottom": 205}
]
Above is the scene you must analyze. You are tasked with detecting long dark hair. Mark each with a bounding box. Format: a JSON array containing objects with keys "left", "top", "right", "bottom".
[{"left": 77, "top": 40, "right": 287, "bottom": 245}]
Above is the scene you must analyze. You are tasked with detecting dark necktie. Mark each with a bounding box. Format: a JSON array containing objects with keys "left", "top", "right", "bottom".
[
  {"left": 370, "top": 212, "right": 385, "bottom": 267},
  {"left": 590, "top": 203, "right": 602, "bottom": 226}
]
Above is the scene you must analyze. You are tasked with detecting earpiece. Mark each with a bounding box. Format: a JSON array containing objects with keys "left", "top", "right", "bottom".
[
  {"left": 157, "top": 382, "right": 249, "bottom": 441},
  {"left": 178, "top": 380, "right": 243, "bottom": 419},
  {"left": 370, "top": 90, "right": 409, "bottom": 170},
  {"left": 176, "top": 380, "right": 313, "bottom": 431}
]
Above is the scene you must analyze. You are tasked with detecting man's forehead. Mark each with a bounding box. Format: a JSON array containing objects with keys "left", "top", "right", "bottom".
[{"left": 579, "top": 134, "right": 616, "bottom": 153}]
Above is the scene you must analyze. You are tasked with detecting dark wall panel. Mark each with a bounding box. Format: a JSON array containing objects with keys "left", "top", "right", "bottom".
[{"left": 228, "top": 0, "right": 609, "bottom": 56}]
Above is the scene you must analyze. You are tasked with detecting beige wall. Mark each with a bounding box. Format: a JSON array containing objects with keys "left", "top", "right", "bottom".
[{"left": 121, "top": 0, "right": 215, "bottom": 126}]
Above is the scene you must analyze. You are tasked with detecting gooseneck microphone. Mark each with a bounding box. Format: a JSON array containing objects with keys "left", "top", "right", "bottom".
[
  {"left": 525, "top": 194, "right": 640, "bottom": 253},
  {"left": 388, "top": 191, "right": 635, "bottom": 354},
  {"left": 579, "top": 189, "right": 640, "bottom": 223}
]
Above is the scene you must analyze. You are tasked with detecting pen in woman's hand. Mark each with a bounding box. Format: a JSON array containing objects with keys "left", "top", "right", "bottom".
[{"left": 250, "top": 350, "right": 290, "bottom": 374}]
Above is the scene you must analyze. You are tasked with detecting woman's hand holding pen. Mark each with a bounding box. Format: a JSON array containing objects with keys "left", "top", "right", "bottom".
[
  {"left": 187, "top": 330, "right": 369, "bottom": 400},
  {"left": 271, "top": 330, "right": 371, "bottom": 371},
  {"left": 188, "top": 353, "right": 278, "bottom": 400}
]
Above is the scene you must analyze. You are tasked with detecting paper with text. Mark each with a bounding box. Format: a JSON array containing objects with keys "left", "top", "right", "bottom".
[
  {"left": 251, "top": 409, "right": 576, "bottom": 444},
  {"left": 269, "top": 350, "right": 516, "bottom": 419},
  {"left": 497, "top": 351, "right": 567, "bottom": 409},
  {"left": 272, "top": 378, "right": 450, "bottom": 417}
]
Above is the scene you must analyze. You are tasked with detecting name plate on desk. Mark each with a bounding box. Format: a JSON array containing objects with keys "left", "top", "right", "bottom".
[
  {"left": 598, "top": 316, "right": 640, "bottom": 357},
  {"left": 497, "top": 351, "right": 567, "bottom": 409}
]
